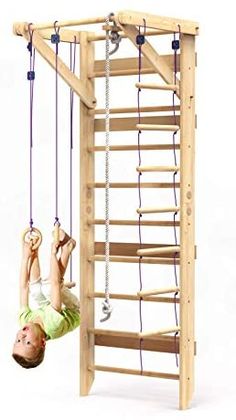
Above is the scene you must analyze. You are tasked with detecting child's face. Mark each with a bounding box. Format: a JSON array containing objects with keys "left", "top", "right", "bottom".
[{"left": 13, "top": 323, "right": 45, "bottom": 359}]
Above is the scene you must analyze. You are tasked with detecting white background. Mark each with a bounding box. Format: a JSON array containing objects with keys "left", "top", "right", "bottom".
[{"left": 0, "top": 0, "right": 235, "bottom": 418}]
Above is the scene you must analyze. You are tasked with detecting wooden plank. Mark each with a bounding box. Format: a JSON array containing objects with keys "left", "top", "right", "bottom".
[
  {"left": 119, "top": 24, "right": 180, "bottom": 96},
  {"left": 89, "top": 255, "right": 180, "bottom": 265},
  {"left": 15, "top": 26, "right": 96, "bottom": 109},
  {"left": 179, "top": 34, "right": 196, "bottom": 410},
  {"left": 88, "top": 182, "right": 180, "bottom": 188},
  {"left": 93, "top": 55, "right": 180, "bottom": 77},
  {"left": 89, "top": 292, "right": 180, "bottom": 304},
  {"left": 95, "top": 242, "right": 180, "bottom": 258},
  {"left": 116, "top": 10, "right": 199, "bottom": 35},
  {"left": 92, "top": 329, "right": 180, "bottom": 353},
  {"left": 95, "top": 115, "right": 180, "bottom": 132},
  {"left": 137, "top": 124, "right": 179, "bottom": 132},
  {"left": 89, "top": 365, "right": 179, "bottom": 380},
  {"left": 80, "top": 32, "right": 95, "bottom": 396},
  {"left": 88, "top": 144, "right": 180, "bottom": 152},
  {"left": 88, "top": 219, "right": 180, "bottom": 227}
]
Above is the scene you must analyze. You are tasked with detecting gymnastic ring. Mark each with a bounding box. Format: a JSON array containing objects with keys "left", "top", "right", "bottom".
[{"left": 22, "top": 227, "right": 43, "bottom": 250}]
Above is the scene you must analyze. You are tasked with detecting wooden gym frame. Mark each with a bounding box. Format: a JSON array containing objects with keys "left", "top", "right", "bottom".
[{"left": 13, "top": 10, "right": 199, "bottom": 410}]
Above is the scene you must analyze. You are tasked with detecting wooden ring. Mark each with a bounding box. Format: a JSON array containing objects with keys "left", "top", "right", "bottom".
[{"left": 22, "top": 227, "right": 42, "bottom": 250}]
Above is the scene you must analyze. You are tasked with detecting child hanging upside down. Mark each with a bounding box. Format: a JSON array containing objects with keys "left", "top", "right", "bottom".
[{"left": 12, "top": 229, "right": 80, "bottom": 369}]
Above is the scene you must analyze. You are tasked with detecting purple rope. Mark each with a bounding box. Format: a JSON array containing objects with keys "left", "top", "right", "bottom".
[
  {"left": 29, "top": 26, "right": 35, "bottom": 231},
  {"left": 172, "top": 30, "right": 180, "bottom": 367},
  {"left": 54, "top": 22, "right": 60, "bottom": 227},
  {"left": 69, "top": 38, "right": 76, "bottom": 281}
]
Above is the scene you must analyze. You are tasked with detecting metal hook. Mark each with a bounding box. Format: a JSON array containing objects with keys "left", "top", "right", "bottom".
[
  {"left": 109, "top": 31, "right": 121, "bottom": 56},
  {"left": 100, "top": 299, "right": 113, "bottom": 322}
]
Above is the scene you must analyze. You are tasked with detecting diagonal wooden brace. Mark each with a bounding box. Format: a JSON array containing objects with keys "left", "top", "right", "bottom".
[
  {"left": 118, "top": 23, "right": 180, "bottom": 98},
  {"left": 16, "top": 24, "right": 96, "bottom": 109}
]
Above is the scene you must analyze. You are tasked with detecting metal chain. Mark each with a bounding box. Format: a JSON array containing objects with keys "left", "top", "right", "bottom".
[{"left": 100, "top": 14, "right": 113, "bottom": 322}]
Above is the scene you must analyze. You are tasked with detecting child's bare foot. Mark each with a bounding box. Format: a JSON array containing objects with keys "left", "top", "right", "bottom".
[
  {"left": 59, "top": 229, "right": 71, "bottom": 246},
  {"left": 64, "top": 238, "right": 76, "bottom": 254}
]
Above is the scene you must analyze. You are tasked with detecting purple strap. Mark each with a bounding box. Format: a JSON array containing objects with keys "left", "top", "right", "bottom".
[
  {"left": 69, "top": 38, "right": 77, "bottom": 281},
  {"left": 29, "top": 25, "right": 35, "bottom": 230},
  {"left": 54, "top": 21, "right": 60, "bottom": 227}
]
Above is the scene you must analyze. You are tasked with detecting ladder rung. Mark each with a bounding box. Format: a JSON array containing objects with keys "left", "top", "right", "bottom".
[
  {"left": 88, "top": 292, "right": 180, "bottom": 304},
  {"left": 137, "top": 246, "right": 180, "bottom": 256},
  {"left": 89, "top": 255, "right": 180, "bottom": 265},
  {"left": 91, "top": 105, "right": 180, "bottom": 115},
  {"left": 88, "top": 144, "right": 180, "bottom": 152},
  {"left": 137, "top": 286, "right": 180, "bottom": 297},
  {"left": 137, "top": 124, "right": 179, "bottom": 132},
  {"left": 139, "top": 326, "right": 181, "bottom": 338},
  {"left": 136, "top": 165, "right": 180, "bottom": 172},
  {"left": 137, "top": 207, "right": 180, "bottom": 214},
  {"left": 87, "top": 219, "right": 180, "bottom": 227},
  {"left": 88, "top": 182, "right": 180, "bottom": 189},
  {"left": 88, "top": 365, "right": 179, "bottom": 380},
  {"left": 136, "top": 82, "right": 178, "bottom": 91}
]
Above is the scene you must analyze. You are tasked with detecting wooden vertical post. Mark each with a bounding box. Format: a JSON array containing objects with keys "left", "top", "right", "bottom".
[
  {"left": 179, "top": 34, "right": 196, "bottom": 410},
  {"left": 80, "top": 32, "right": 96, "bottom": 396}
]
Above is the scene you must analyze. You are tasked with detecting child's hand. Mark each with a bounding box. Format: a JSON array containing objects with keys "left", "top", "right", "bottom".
[
  {"left": 22, "top": 241, "right": 34, "bottom": 259},
  {"left": 51, "top": 242, "right": 60, "bottom": 256}
]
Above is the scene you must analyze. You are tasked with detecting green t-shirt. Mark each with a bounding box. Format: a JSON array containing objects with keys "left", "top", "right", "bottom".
[{"left": 19, "top": 304, "right": 80, "bottom": 340}]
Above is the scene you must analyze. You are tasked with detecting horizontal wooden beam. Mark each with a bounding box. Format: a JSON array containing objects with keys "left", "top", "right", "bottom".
[
  {"left": 13, "top": 16, "right": 107, "bottom": 32},
  {"left": 95, "top": 116, "right": 180, "bottom": 132},
  {"left": 14, "top": 27, "right": 96, "bottom": 109},
  {"left": 88, "top": 219, "right": 180, "bottom": 227},
  {"left": 89, "top": 292, "right": 180, "bottom": 303},
  {"left": 139, "top": 326, "right": 181, "bottom": 338},
  {"left": 88, "top": 28, "right": 175, "bottom": 42},
  {"left": 90, "top": 328, "right": 179, "bottom": 353},
  {"left": 89, "top": 365, "right": 179, "bottom": 380},
  {"left": 137, "top": 123, "right": 179, "bottom": 132},
  {"left": 89, "top": 255, "right": 180, "bottom": 265},
  {"left": 137, "top": 165, "right": 179, "bottom": 172},
  {"left": 87, "top": 182, "right": 180, "bottom": 188},
  {"left": 91, "top": 105, "right": 180, "bottom": 115},
  {"left": 88, "top": 144, "right": 180, "bottom": 152},
  {"left": 138, "top": 286, "right": 180, "bottom": 297},
  {"left": 95, "top": 242, "right": 179, "bottom": 258},
  {"left": 136, "top": 82, "right": 178, "bottom": 91},
  {"left": 137, "top": 206, "right": 180, "bottom": 214},
  {"left": 137, "top": 245, "right": 180, "bottom": 257},
  {"left": 116, "top": 10, "right": 199, "bottom": 35},
  {"left": 93, "top": 55, "right": 179, "bottom": 78}
]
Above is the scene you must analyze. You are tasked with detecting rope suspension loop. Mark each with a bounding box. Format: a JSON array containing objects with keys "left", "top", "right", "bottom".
[
  {"left": 27, "top": 23, "right": 35, "bottom": 232},
  {"left": 171, "top": 27, "right": 181, "bottom": 367},
  {"left": 69, "top": 37, "right": 77, "bottom": 282},
  {"left": 136, "top": 19, "right": 146, "bottom": 375},
  {"left": 51, "top": 21, "right": 61, "bottom": 243},
  {"left": 100, "top": 13, "right": 114, "bottom": 323}
]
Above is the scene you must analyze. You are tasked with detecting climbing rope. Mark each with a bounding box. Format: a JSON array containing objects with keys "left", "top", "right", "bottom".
[
  {"left": 136, "top": 20, "right": 147, "bottom": 375},
  {"left": 69, "top": 37, "right": 77, "bottom": 281},
  {"left": 100, "top": 13, "right": 114, "bottom": 322},
  {"left": 172, "top": 28, "right": 181, "bottom": 367},
  {"left": 27, "top": 24, "right": 35, "bottom": 231}
]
